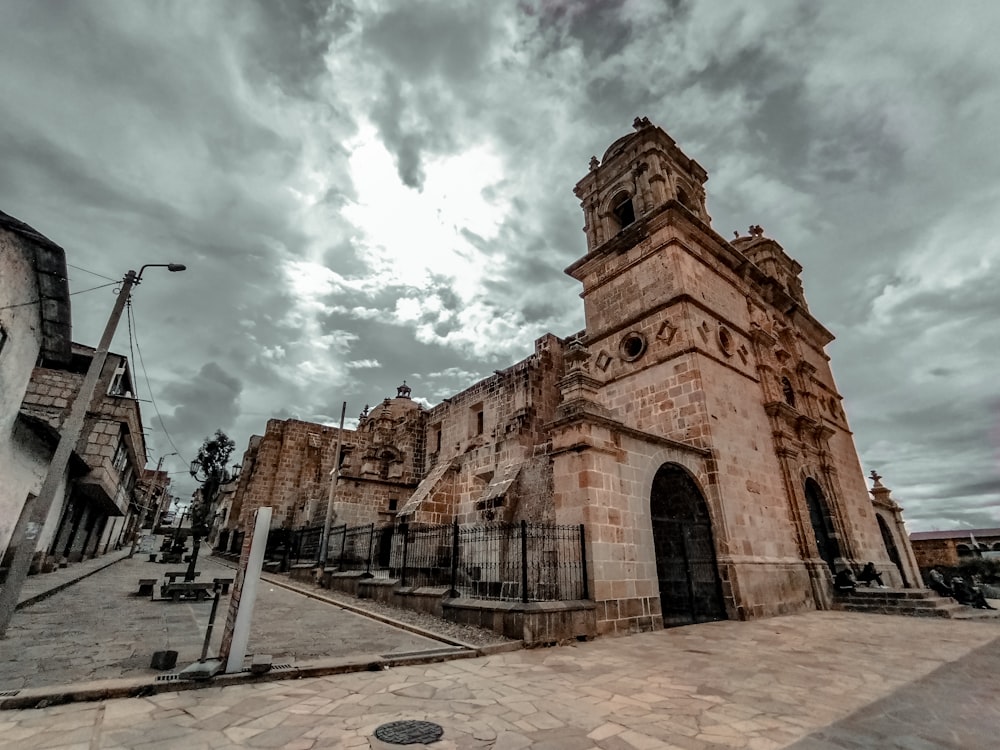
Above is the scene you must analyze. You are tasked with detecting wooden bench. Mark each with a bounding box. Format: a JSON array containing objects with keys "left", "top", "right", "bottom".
[
  {"left": 160, "top": 581, "right": 215, "bottom": 602},
  {"left": 213, "top": 577, "right": 235, "bottom": 594},
  {"left": 137, "top": 578, "right": 157, "bottom": 597}
]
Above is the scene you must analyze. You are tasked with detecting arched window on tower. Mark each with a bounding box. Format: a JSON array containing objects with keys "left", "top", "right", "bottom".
[
  {"left": 781, "top": 377, "right": 796, "bottom": 408},
  {"left": 611, "top": 192, "right": 635, "bottom": 230},
  {"left": 677, "top": 187, "right": 690, "bottom": 209}
]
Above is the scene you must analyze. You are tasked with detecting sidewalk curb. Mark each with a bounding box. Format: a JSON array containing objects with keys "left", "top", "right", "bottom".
[
  {"left": 14, "top": 551, "right": 131, "bottom": 611},
  {"left": 0, "top": 641, "right": 523, "bottom": 712}
]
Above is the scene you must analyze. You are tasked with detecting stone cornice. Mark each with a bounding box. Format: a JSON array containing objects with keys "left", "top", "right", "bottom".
[{"left": 546, "top": 410, "right": 711, "bottom": 458}]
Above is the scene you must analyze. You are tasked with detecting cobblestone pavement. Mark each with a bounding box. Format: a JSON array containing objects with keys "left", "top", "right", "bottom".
[
  {"left": 1, "top": 612, "right": 998, "bottom": 749},
  {"left": 1, "top": 550, "right": 455, "bottom": 690}
]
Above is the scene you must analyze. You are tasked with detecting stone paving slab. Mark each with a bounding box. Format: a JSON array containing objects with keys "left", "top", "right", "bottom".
[
  {"left": 1, "top": 549, "right": 448, "bottom": 691},
  {"left": 0, "top": 611, "right": 997, "bottom": 749}
]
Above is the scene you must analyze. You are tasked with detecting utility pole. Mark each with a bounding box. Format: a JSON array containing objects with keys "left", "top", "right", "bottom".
[
  {"left": 128, "top": 453, "right": 172, "bottom": 557},
  {"left": 0, "top": 264, "right": 185, "bottom": 637},
  {"left": 318, "top": 402, "right": 347, "bottom": 567}
]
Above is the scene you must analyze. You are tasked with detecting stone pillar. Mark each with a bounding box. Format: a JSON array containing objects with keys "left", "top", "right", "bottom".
[{"left": 869, "top": 471, "right": 922, "bottom": 588}]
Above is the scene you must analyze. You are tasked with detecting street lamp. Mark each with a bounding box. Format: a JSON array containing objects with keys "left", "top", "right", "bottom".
[
  {"left": 0, "top": 263, "right": 186, "bottom": 637},
  {"left": 185, "top": 457, "right": 230, "bottom": 581}
]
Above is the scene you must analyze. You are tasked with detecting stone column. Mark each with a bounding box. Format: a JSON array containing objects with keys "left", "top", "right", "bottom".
[{"left": 869, "top": 471, "right": 922, "bottom": 588}]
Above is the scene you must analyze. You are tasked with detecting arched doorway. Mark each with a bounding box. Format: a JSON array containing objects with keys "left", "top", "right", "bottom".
[
  {"left": 804, "top": 478, "right": 839, "bottom": 572},
  {"left": 876, "top": 515, "right": 908, "bottom": 587},
  {"left": 650, "top": 464, "right": 726, "bottom": 626}
]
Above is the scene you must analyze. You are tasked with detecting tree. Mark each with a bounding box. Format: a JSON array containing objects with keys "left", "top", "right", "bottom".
[{"left": 186, "top": 430, "right": 235, "bottom": 580}]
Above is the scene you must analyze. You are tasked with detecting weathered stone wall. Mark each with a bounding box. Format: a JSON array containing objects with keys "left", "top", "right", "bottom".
[
  {"left": 0, "top": 232, "right": 44, "bottom": 557},
  {"left": 910, "top": 539, "right": 959, "bottom": 570},
  {"left": 235, "top": 419, "right": 345, "bottom": 530}
]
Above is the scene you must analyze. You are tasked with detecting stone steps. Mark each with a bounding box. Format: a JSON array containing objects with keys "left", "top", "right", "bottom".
[{"left": 833, "top": 587, "right": 1000, "bottom": 620}]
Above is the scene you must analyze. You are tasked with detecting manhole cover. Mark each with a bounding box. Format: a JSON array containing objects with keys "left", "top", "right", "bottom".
[{"left": 374, "top": 720, "right": 444, "bottom": 745}]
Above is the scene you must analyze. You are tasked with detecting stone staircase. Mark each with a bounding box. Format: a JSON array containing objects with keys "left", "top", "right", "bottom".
[{"left": 833, "top": 587, "right": 1000, "bottom": 620}]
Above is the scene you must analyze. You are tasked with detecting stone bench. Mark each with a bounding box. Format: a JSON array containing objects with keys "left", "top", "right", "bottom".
[
  {"left": 164, "top": 570, "right": 201, "bottom": 584},
  {"left": 161, "top": 581, "right": 215, "bottom": 601},
  {"left": 137, "top": 578, "right": 157, "bottom": 597}
]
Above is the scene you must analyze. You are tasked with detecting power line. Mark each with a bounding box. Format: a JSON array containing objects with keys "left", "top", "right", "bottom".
[
  {"left": 67, "top": 263, "right": 118, "bottom": 282},
  {"left": 130, "top": 302, "right": 189, "bottom": 466},
  {"left": 0, "top": 281, "right": 118, "bottom": 311}
]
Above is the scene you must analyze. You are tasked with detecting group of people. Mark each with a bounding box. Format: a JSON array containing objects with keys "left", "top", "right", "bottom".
[
  {"left": 834, "top": 562, "right": 887, "bottom": 591},
  {"left": 927, "top": 568, "right": 996, "bottom": 610},
  {"left": 834, "top": 564, "right": 997, "bottom": 610}
]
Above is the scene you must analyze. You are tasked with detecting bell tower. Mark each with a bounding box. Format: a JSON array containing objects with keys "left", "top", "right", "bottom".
[{"left": 574, "top": 116, "right": 711, "bottom": 255}]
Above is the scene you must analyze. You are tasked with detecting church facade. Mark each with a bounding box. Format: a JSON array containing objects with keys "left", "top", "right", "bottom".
[{"left": 233, "top": 120, "right": 919, "bottom": 635}]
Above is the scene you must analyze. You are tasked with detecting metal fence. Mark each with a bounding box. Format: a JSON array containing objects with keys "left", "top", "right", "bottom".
[{"left": 281, "top": 520, "right": 588, "bottom": 602}]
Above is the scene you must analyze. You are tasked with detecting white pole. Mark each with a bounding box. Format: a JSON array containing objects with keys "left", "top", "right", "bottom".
[
  {"left": 224, "top": 506, "right": 271, "bottom": 674},
  {"left": 318, "top": 402, "right": 347, "bottom": 566}
]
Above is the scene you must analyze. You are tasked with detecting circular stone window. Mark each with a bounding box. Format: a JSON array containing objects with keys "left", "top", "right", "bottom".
[
  {"left": 717, "top": 326, "right": 734, "bottom": 357},
  {"left": 619, "top": 331, "right": 647, "bottom": 362}
]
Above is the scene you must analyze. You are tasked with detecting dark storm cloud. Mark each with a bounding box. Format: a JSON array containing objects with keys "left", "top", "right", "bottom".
[
  {"left": 358, "top": 1, "right": 496, "bottom": 187},
  {"left": 160, "top": 362, "right": 243, "bottom": 440},
  {"left": 3, "top": 1, "right": 999, "bottom": 531}
]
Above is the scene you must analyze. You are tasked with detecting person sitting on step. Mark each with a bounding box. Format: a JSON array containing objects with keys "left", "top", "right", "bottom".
[
  {"left": 950, "top": 576, "right": 996, "bottom": 610},
  {"left": 927, "top": 568, "right": 953, "bottom": 598},
  {"left": 857, "top": 562, "right": 886, "bottom": 588},
  {"left": 834, "top": 567, "right": 857, "bottom": 592}
]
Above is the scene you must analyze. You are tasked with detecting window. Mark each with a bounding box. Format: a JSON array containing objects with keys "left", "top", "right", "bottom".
[
  {"left": 107, "top": 364, "right": 132, "bottom": 398},
  {"left": 781, "top": 377, "right": 796, "bottom": 408},
  {"left": 469, "top": 404, "right": 485, "bottom": 437},
  {"left": 388, "top": 498, "right": 398, "bottom": 512},
  {"left": 112, "top": 436, "right": 129, "bottom": 473},
  {"left": 612, "top": 192, "right": 635, "bottom": 229},
  {"left": 434, "top": 425, "right": 442, "bottom": 453},
  {"left": 619, "top": 331, "right": 647, "bottom": 362}
]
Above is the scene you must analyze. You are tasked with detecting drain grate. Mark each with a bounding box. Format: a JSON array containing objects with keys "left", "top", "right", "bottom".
[
  {"left": 241, "top": 663, "right": 293, "bottom": 672},
  {"left": 0, "top": 690, "right": 20, "bottom": 697},
  {"left": 374, "top": 720, "right": 443, "bottom": 745},
  {"left": 154, "top": 674, "right": 181, "bottom": 682}
]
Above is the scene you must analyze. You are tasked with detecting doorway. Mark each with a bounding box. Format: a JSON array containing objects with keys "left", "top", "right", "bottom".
[
  {"left": 650, "top": 464, "right": 727, "bottom": 626},
  {"left": 804, "top": 478, "right": 839, "bottom": 572}
]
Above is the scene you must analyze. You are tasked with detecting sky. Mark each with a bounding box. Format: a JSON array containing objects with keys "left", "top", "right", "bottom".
[{"left": 1, "top": 1, "right": 997, "bottom": 531}]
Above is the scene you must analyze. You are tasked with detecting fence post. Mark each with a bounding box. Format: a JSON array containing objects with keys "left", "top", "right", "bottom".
[
  {"left": 520, "top": 520, "right": 529, "bottom": 603},
  {"left": 338, "top": 524, "right": 348, "bottom": 571},
  {"left": 579, "top": 524, "right": 589, "bottom": 600},
  {"left": 400, "top": 523, "right": 410, "bottom": 587},
  {"left": 449, "top": 520, "right": 459, "bottom": 597},
  {"left": 365, "top": 523, "right": 375, "bottom": 575}
]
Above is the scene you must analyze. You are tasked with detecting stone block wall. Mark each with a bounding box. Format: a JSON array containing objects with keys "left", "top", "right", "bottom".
[{"left": 235, "top": 418, "right": 344, "bottom": 530}]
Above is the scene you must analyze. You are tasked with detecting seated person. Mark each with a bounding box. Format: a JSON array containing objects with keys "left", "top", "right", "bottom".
[
  {"left": 857, "top": 562, "right": 886, "bottom": 588},
  {"left": 834, "top": 567, "right": 857, "bottom": 592},
  {"left": 927, "top": 568, "right": 953, "bottom": 597},
  {"left": 951, "top": 577, "right": 996, "bottom": 610}
]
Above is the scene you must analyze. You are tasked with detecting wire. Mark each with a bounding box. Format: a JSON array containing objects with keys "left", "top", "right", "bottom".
[
  {"left": 0, "top": 282, "right": 118, "bottom": 311},
  {"left": 130, "top": 302, "right": 189, "bottom": 466},
  {"left": 67, "top": 263, "right": 118, "bottom": 282}
]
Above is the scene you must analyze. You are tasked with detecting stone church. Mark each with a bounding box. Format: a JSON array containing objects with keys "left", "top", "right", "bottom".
[{"left": 233, "top": 119, "right": 919, "bottom": 635}]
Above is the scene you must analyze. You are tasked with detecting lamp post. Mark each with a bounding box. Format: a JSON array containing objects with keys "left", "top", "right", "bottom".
[
  {"left": 186, "top": 457, "right": 229, "bottom": 582},
  {"left": 0, "top": 263, "right": 186, "bottom": 637}
]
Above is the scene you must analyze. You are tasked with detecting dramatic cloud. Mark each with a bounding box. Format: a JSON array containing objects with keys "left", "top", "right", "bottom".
[{"left": 1, "top": 1, "right": 997, "bottom": 526}]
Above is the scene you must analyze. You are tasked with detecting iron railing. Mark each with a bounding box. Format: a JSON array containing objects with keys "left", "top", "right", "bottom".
[{"left": 282, "top": 520, "right": 588, "bottom": 602}]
